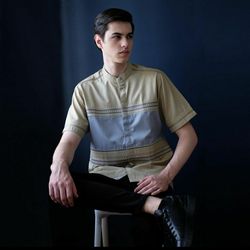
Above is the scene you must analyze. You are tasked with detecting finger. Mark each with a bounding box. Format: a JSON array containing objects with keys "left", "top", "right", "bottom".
[
  {"left": 53, "top": 185, "right": 62, "bottom": 204},
  {"left": 137, "top": 176, "right": 150, "bottom": 186},
  {"left": 49, "top": 185, "right": 57, "bottom": 203},
  {"left": 66, "top": 186, "right": 74, "bottom": 207},
  {"left": 134, "top": 183, "right": 146, "bottom": 193},
  {"left": 58, "top": 185, "right": 69, "bottom": 207},
  {"left": 151, "top": 188, "right": 162, "bottom": 196},
  {"left": 134, "top": 179, "right": 151, "bottom": 192},
  {"left": 72, "top": 183, "right": 79, "bottom": 198},
  {"left": 136, "top": 183, "right": 155, "bottom": 194},
  {"left": 141, "top": 186, "right": 158, "bottom": 195}
]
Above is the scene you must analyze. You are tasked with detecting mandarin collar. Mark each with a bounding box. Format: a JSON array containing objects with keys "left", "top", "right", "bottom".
[{"left": 102, "top": 63, "right": 132, "bottom": 83}]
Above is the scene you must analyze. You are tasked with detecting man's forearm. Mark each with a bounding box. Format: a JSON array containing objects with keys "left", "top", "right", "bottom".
[
  {"left": 161, "top": 123, "right": 198, "bottom": 182},
  {"left": 51, "top": 142, "right": 75, "bottom": 171},
  {"left": 50, "top": 132, "right": 82, "bottom": 172}
]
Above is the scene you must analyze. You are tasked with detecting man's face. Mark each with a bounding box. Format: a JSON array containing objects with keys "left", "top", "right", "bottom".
[{"left": 96, "top": 21, "right": 134, "bottom": 64}]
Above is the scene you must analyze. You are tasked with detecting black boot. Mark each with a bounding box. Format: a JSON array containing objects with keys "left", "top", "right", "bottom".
[{"left": 154, "top": 195, "right": 196, "bottom": 247}]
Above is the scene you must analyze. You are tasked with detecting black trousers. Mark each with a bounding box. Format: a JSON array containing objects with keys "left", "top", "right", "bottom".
[
  {"left": 48, "top": 172, "right": 173, "bottom": 247},
  {"left": 72, "top": 172, "right": 149, "bottom": 213}
]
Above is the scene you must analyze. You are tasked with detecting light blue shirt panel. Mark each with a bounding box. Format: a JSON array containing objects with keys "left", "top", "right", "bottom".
[
  {"left": 89, "top": 111, "right": 161, "bottom": 151},
  {"left": 128, "top": 110, "right": 162, "bottom": 146},
  {"left": 88, "top": 115, "right": 124, "bottom": 151},
  {"left": 88, "top": 110, "right": 162, "bottom": 151}
]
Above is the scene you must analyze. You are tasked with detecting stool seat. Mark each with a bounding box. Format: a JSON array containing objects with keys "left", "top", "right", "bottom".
[{"left": 94, "top": 209, "right": 132, "bottom": 247}]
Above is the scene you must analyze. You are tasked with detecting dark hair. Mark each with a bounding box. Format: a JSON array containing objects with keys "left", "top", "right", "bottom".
[{"left": 94, "top": 8, "right": 134, "bottom": 39}]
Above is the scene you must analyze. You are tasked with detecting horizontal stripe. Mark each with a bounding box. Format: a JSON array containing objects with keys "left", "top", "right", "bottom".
[
  {"left": 90, "top": 137, "right": 173, "bottom": 165},
  {"left": 87, "top": 102, "right": 158, "bottom": 116}
]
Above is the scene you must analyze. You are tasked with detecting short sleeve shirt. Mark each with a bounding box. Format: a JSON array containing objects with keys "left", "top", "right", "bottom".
[{"left": 63, "top": 63, "right": 197, "bottom": 182}]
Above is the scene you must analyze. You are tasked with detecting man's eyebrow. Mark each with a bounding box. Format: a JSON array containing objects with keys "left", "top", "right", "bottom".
[{"left": 111, "top": 32, "right": 133, "bottom": 36}]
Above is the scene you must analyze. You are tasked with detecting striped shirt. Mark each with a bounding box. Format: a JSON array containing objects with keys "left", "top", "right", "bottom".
[{"left": 63, "top": 63, "right": 197, "bottom": 182}]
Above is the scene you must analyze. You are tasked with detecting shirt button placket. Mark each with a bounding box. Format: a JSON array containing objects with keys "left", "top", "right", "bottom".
[
  {"left": 118, "top": 78, "right": 129, "bottom": 150},
  {"left": 118, "top": 79, "right": 126, "bottom": 104}
]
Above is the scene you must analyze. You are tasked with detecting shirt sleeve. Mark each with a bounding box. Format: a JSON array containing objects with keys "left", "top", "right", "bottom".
[
  {"left": 62, "top": 84, "right": 89, "bottom": 138},
  {"left": 157, "top": 71, "right": 197, "bottom": 132}
]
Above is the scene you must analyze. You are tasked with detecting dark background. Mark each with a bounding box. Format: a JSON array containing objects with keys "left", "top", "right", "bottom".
[{"left": 1, "top": 0, "right": 250, "bottom": 247}]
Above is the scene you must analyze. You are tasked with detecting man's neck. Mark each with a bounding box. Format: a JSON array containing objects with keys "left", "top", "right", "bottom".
[{"left": 104, "top": 62, "right": 128, "bottom": 77}]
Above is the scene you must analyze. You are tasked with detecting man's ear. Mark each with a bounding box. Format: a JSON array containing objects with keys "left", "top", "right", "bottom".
[{"left": 94, "top": 34, "right": 103, "bottom": 50}]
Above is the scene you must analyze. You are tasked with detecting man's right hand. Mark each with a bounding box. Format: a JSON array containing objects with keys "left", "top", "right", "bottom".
[{"left": 48, "top": 162, "right": 78, "bottom": 207}]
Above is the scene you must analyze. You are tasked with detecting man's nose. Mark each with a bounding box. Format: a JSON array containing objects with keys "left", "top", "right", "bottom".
[{"left": 121, "top": 38, "right": 129, "bottom": 48}]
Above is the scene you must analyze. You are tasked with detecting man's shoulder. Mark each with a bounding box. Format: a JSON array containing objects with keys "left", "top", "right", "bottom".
[
  {"left": 131, "top": 63, "right": 165, "bottom": 75},
  {"left": 76, "top": 69, "right": 103, "bottom": 88}
]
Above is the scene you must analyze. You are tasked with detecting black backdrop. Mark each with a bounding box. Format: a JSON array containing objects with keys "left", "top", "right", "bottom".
[
  {"left": 1, "top": 0, "right": 250, "bottom": 247},
  {"left": 0, "top": 0, "right": 64, "bottom": 246}
]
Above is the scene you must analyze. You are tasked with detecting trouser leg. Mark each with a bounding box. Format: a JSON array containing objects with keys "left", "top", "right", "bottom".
[{"left": 72, "top": 172, "right": 148, "bottom": 213}]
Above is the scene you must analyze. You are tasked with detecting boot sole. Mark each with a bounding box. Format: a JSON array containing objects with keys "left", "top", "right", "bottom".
[{"left": 182, "top": 195, "right": 196, "bottom": 247}]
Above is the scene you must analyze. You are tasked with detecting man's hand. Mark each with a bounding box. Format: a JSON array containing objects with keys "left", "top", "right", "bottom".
[
  {"left": 48, "top": 131, "right": 81, "bottom": 207},
  {"left": 134, "top": 173, "right": 171, "bottom": 196},
  {"left": 48, "top": 164, "right": 78, "bottom": 207}
]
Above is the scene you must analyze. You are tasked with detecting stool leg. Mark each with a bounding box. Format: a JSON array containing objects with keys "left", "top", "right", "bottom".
[
  {"left": 94, "top": 211, "right": 132, "bottom": 247},
  {"left": 102, "top": 216, "right": 109, "bottom": 247},
  {"left": 94, "top": 212, "right": 102, "bottom": 247}
]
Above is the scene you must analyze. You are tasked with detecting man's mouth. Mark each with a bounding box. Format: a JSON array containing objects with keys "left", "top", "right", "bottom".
[{"left": 119, "top": 50, "right": 129, "bottom": 54}]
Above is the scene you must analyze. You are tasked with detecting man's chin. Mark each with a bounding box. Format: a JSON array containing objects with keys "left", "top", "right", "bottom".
[{"left": 115, "top": 58, "right": 129, "bottom": 64}]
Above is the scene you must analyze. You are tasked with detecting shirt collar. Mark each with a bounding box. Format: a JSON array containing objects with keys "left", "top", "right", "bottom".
[{"left": 102, "top": 63, "right": 132, "bottom": 83}]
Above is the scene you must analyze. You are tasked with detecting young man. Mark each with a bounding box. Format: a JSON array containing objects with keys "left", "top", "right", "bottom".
[{"left": 48, "top": 8, "right": 198, "bottom": 247}]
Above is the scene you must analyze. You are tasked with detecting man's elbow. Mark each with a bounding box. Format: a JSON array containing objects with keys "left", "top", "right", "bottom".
[{"left": 192, "top": 129, "right": 198, "bottom": 149}]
